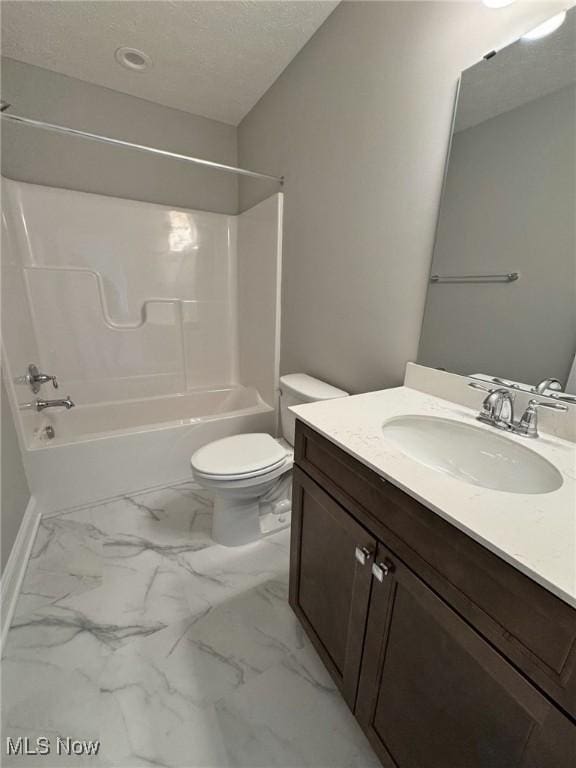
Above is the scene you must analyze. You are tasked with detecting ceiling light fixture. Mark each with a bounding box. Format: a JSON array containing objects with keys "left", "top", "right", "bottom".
[
  {"left": 115, "top": 46, "right": 152, "bottom": 72},
  {"left": 522, "top": 11, "right": 567, "bottom": 40},
  {"left": 482, "top": 0, "right": 516, "bottom": 8}
]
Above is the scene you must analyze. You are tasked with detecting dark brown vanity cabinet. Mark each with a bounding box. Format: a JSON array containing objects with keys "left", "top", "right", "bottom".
[
  {"left": 288, "top": 468, "right": 376, "bottom": 708},
  {"left": 290, "top": 422, "right": 576, "bottom": 768},
  {"left": 356, "top": 541, "right": 570, "bottom": 768}
]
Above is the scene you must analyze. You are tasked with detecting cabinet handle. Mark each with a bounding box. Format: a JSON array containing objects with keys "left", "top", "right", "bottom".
[
  {"left": 372, "top": 559, "right": 394, "bottom": 582},
  {"left": 355, "top": 546, "right": 373, "bottom": 566}
]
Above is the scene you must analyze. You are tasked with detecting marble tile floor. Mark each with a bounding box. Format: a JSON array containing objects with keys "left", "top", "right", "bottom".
[{"left": 2, "top": 482, "right": 380, "bottom": 768}]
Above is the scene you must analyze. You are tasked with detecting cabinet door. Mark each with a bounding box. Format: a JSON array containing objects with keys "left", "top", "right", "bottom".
[
  {"left": 356, "top": 543, "right": 567, "bottom": 768},
  {"left": 520, "top": 704, "right": 576, "bottom": 768},
  {"left": 289, "top": 467, "right": 376, "bottom": 708}
]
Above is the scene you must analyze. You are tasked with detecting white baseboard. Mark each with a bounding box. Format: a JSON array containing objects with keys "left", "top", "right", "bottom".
[{"left": 1, "top": 496, "right": 41, "bottom": 649}]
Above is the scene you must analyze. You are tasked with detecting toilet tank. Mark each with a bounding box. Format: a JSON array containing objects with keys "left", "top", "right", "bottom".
[{"left": 279, "top": 374, "right": 349, "bottom": 446}]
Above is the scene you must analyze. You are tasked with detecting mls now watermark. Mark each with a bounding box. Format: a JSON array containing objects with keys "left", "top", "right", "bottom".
[{"left": 6, "top": 737, "right": 101, "bottom": 757}]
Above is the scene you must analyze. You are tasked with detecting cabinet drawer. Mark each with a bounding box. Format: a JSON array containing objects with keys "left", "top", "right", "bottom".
[{"left": 295, "top": 420, "right": 576, "bottom": 716}]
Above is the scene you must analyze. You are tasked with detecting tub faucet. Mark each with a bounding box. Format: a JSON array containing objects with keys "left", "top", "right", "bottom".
[{"left": 35, "top": 396, "right": 75, "bottom": 411}]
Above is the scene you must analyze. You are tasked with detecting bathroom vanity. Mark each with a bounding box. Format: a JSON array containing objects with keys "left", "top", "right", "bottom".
[{"left": 289, "top": 387, "right": 576, "bottom": 768}]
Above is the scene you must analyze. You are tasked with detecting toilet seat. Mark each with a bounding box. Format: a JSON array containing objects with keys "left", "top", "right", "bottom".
[
  {"left": 193, "top": 456, "right": 293, "bottom": 489},
  {"left": 190, "top": 433, "right": 289, "bottom": 481},
  {"left": 193, "top": 455, "right": 292, "bottom": 483}
]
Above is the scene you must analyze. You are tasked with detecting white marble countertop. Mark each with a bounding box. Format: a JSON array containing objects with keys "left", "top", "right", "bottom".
[{"left": 291, "top": 386, "right": 576, "bottom": 608}]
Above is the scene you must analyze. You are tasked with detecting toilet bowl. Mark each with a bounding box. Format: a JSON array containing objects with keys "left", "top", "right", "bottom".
[
  {"left": 191, "top": 433, "right": 293, "bottom": 546},
  {"left": 190, "top": 373, "right": 348, "bottom": 546}
]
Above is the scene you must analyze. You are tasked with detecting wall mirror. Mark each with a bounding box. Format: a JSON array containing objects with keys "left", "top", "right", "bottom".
[{"left": 418, "top": 7, "right": 576, "bottom": 394}]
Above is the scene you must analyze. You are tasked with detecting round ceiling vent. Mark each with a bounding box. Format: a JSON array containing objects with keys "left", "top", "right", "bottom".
[{"left": 115, "top": 46, "right": 152, "bottom": 72}]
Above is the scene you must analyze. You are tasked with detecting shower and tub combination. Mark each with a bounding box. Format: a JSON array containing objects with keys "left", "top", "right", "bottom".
[{"left": 1, "top": 116, "right": 284, "bottom": 511}]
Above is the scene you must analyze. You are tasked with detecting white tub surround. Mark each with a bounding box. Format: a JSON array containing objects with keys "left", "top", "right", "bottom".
[
  {"left": 3, "top": 179, "right": 239, "bottom": 404},
  {"left": 291, "top": 385, "right": 576, "bottom": 607},
  {"left": 3, "top": 179, "right": 282, "bottom": 414},
  {"left": 2, "top": 180, "right": 283, "bottom": 510}
]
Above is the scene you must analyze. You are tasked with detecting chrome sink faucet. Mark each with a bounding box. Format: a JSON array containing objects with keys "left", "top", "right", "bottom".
[
  {"left": 468, "top": 382, "right": 567, "bottom": 438},
  {"left": 34, "top": 396, "right": 75, "bottom": 412},
  {"left": 533, "top": 378, "right": 562, "bottom": 395},
  {"left": 469, "top": 383, "right": 515, "bottom": 431}
]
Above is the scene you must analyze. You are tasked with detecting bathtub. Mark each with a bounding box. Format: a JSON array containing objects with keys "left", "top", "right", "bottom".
[{"left": 23, "top": 385, "right": 276, "bottom": 511}]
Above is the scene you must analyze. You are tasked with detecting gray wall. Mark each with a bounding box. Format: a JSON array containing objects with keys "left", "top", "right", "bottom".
[
  {"left": 1, "top": 58, "right": 238, "bottom": 214},
  {"left": 238, "top": 0, "right": 569, "bottom": 394},
  {"left": 419, "top": 85, "right": 576, "bottom": 386},
  {"left": 1, "top": 375, "right": 30, "bottom": 574}
]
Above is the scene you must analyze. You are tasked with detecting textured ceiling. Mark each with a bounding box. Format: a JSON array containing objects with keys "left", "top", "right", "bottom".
[
  {"left": 1, "top": 0, "right": 339, "bottom": 125},
  {"left": 456, "top": 6, "right": 576, "bottom": 132}
]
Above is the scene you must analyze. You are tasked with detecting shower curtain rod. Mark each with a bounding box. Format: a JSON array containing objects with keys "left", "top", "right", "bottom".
[{"left": 0, "top": 105, "right": 284, "bottom": 185}]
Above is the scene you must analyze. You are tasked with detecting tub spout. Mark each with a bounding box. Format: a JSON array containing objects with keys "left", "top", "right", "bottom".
[{"left": 35, "top": 396, "right": 75, "bottom": 411}]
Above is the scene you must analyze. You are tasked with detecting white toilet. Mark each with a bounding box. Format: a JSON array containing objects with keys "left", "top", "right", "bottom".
[{"left": 190, "top": 374, "right": 349, "bottom": 546}]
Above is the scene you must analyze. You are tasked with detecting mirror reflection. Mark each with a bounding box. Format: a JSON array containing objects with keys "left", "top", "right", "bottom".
[{"left": 418, "top": 8, "right": 576, "bottom": 394}]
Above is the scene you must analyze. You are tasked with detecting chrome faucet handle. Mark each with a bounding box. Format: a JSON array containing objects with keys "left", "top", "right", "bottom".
[
  {"left": 468, "top": 381, "right": 494, "bottom": 393},
  {"left": 545, "top": 391, "right": 576, "bottom": 404},
  {"left": 534, "top": 378, "right": 562, "bottom": 395},
  {"left": 517, "top": 398, "right": 568, "bottom": 438},
  {"left": 36, "top": 373, "right": 59, "bottom": 389},
  {"left": 536, "top": 400, "right": 568, "bottom": 411},
  {"left": 469, "top": 377, "right": 521, "bottom": 392},
  {"left": 491, "top": 377, "right": 521, "bottom": 390},
  {"left": 25, "top": 364, "right": 59, "bottom": 393}
]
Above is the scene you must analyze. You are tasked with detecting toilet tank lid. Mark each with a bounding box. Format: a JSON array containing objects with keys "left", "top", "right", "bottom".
[{"left": 279, "top": 374, "right": 349, "bottom": 402}]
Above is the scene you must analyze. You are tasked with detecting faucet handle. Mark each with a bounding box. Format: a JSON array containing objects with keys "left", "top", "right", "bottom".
[
  {"left": 468, "top": 382, "right": 516, "bottom": 402},
  {"left": 469, "top": 380, "right": 519, "bottom": 397},
  {"left": 468, "top": 381, "right": 494, "bottom": 393},
  {"left": 491, "top": 377, "right": 521, "bottom": 390},
  {"left": 534, "top": 378, "right": 562, "bottom": 395},
  {"left": 518, "top": 398, "right": 568, "bottom": 438},
  {"left": 528, "top": 398, "right": 568, "bottom": 413},
  {"left": 41, "top": 374, "right": 59, "bottom": 390},
  {"left": 25, "top": 364, "right": 59, "bottom": 393}
]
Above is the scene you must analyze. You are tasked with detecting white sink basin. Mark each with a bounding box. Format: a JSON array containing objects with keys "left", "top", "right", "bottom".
[{"left": 381, "top": 415, "right": 562, "bottom": 494}]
